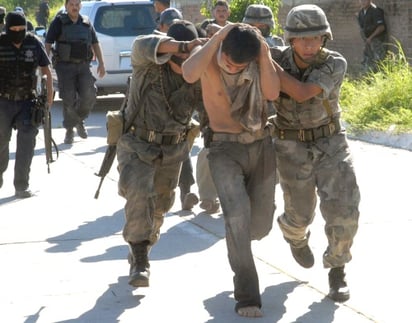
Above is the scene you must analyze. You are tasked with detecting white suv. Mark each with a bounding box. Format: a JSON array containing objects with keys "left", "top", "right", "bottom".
[{"left": 79, "top": 0, "right": 157, "bottom": 95}]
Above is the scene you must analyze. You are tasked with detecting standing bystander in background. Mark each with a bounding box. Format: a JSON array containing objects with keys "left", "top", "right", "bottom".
[
  {"left": 36, "top": 0, "right": 50, "bottom": 28},
  {"left": 357, "top": 0, "right": 387, "bottom": 71},
  {"left": 200, "top": 0, "right": 231, "bottom": 34}
]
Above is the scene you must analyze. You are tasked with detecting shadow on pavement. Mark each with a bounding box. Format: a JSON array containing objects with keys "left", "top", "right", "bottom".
[
  {"left": 45, "top": 209, "right": 124, "bottom": 253},
  {"left": 151, "top": 213, "right": 222, "bottom": 261},
  {"left": 23, "top": 306, "right": 45, "bottom": 323},
  {"left": 55, "top": 276, "right": 141, "bottom": 323},
  {"left": 204, "top": 281, "right": 302, "bottom": 323},
  {"left": 0, "top": 195, "right": 18, "bottom": 205},
  {"left": 292, "top": 297, "right": 339, "bottom": 323}
]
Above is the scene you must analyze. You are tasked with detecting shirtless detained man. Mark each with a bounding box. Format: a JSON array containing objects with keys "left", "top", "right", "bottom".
[{"left": 182, "top": 23, "right": 280, "bottom": 317}]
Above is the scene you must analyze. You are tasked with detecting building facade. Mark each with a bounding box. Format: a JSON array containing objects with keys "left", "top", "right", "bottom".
[{"left": 279, "top": 0, "right": 411, "bottom": 72}]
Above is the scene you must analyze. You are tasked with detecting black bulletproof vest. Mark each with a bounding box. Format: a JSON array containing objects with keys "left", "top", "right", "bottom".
[
  {"left": 56, "top": 14, "right": 92, "bottom": 62},
  {"left": 0, "top": 34, "right": 39, "bottom": 96}
]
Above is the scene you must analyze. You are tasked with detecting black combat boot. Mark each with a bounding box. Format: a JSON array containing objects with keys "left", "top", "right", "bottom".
[
  {"left": 328, "top": 266, "right": 350, "bottom": 302},
  {"left": 64, "top": 128, "right": 74, "bottom": 144},
  {"left": 128, "top": 241, "right": 150, "bottom": 287},
  {"left": 76, "top": 121, "right": 88, "bottom": 139},
  {"left": 290, "top": 244, "right": 314, "bottom": 268}
]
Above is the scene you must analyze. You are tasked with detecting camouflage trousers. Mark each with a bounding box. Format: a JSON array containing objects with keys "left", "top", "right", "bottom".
[
  {"left": 362, "top": 38, "right": 387, "bottom": 71},
  {"left": 275, "top": 133, "right": 360, "bottom": 268},
  {"left": 117, "top": 134, "right": 187, "bottom": 245},
  {"left": 208, "top": 136, "right": 276, "bottom": 310}
]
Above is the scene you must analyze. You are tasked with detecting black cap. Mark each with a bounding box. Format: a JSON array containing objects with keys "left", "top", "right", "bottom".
[
  {"left": 5, "top": 11, "right": 26, "bottom": 30},
  {"left": 167, "top": 20, "right": 198, "bottom": 41},
  {"left": 159, "top": 8, "right": 182, "bottom": 26}
]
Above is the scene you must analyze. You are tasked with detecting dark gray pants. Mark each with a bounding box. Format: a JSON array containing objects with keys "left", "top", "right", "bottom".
[
  {"left": 55, "top": 61, "right": 96, "bottom": 129},
  {"left": 208, "top": 136, "right": 276, "bottom": 310},
  {"left": 0, "top": 98, "right": 38, "bottom": 190}
]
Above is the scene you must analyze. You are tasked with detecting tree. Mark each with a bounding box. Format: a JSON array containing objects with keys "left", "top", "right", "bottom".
[
  {"left": 201, "top": 0, "right": 282, "bottom": 34},
  {"left": 1, "top": 0, "right": 60, "bottom": 23}
]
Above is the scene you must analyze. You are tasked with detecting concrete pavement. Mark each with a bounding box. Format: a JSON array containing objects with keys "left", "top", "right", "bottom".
[{"left": 1, "top": 99, "right": 411, "bottom": 323}]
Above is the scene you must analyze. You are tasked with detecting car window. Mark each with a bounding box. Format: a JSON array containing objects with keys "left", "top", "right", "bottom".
[
  {"left": 93, "top": 5, "right": 156, "bottom": 37},
  {"left": 80, "top": 6, "right": 91, "bottom": 18}
]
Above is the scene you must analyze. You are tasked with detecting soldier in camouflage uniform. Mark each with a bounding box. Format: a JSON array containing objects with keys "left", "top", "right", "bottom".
[
  {"left": 270, "top": 4, "right": 361, "bottom": 302},
  {"left": 116, "top": 21, "right": 206, "bottom": 288},
  {"left": 357, "top": 0, "right": 387, "bottom": 72},
  {"left": 242, "top": 4, "right": 285, "bottom": 48}
]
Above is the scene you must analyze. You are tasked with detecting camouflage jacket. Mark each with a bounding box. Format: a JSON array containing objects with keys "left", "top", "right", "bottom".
[
  {"left": 270, "top": 46, "right": 347, "bottom": 130},
  {"left": 125, "top": 33, "right": 202, "bottom": 134}
]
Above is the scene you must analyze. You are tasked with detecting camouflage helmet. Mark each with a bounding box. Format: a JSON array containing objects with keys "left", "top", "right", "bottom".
[
  {"left": 284, "top": 4, "right": 332, "bottom": 42},
  {"left": 242, "top": 4, "right": 275, "bottom": 29}
]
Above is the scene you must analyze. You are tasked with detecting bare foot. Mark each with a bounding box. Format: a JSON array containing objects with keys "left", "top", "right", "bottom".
[{"left": 236, "top": 306, "right": 263, "bottom": 317}]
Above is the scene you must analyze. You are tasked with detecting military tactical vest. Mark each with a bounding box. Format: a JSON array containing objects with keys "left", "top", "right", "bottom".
[
  {"left": 271, "top": 46, "right": 345, "bottom": 130},
  {"left": 0, "top": 34, "right": 39, "bottom": 98},
  {"left": 126, "top": 63, "right": 202, "bottom": 134},
  {"left": 56, "top": 14, "right": 93, "bottom": 62}
]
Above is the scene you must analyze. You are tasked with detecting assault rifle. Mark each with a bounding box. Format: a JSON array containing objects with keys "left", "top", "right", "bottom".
[
  {"left": 36, "top": 75, "right": 58, "bottom": 173},
  {"left": 94, "top": 143, "right": 117, "bottom": 199},
  {"left": 94, "top": 76, "right": 131, "bottom": 199}
]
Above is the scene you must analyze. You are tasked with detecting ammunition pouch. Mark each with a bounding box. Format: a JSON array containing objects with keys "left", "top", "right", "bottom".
[
  {"left": 186, "top": 119, "right": 200, "bottom": 149},
  {"left": 31, "top": 100, "right": 45, "bottom": 127},
  {"left": 106, "top": 110, "right": 125, "bottom": 145}
]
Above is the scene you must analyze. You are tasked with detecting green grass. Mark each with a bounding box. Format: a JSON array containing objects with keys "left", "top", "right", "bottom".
[{"left": 341, "top": 42, "right": 412, "bottom": 134}]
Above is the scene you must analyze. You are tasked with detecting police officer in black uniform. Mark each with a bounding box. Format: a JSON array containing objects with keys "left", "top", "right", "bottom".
[
  {"left": 45, "top": 0, "right": 105, "bottom": 145},
  {"left": 0, "top": 11, "right": 53, "bottom": 198}
]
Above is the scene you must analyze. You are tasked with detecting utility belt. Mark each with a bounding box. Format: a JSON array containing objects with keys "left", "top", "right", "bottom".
[
  {"left": 56, "top": 58, "right": 89, "bottom": 64},
  {"left": 0, "top": 92, "right": 34, "bottom": 101},
  {"left": 211, "top": 126, "right": 272, "bottom": 145},
  {"left": 129, "top": 126, "right": 187, "bottom": 145},
  {"left": 274, "top": 119, "right": 341, "bottom": 142}
]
